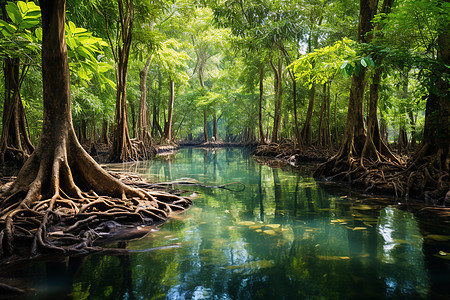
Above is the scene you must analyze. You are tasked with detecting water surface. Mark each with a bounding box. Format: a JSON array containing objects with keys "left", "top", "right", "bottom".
[{"left": 2, "top": 147, "right": 450, "bottom": 299}]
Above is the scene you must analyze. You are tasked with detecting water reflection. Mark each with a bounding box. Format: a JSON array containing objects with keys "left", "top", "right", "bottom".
[
  {"left": 377, "top": 207, "right": 429, "bottom": 297},
  {"left": 3, "top": 148, "right": 449, "bottom": 299}
]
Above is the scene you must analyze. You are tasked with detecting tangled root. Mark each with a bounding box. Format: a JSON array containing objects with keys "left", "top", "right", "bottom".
[
  {"left": 0, "top": 172, "right": 192, "bottom": 260},
  {"left": 253, "top": 139, "right": 334, "bottom": 163}
]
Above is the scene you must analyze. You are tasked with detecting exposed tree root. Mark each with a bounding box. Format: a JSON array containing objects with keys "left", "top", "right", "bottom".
[
  {"left": 0, "top": 173, "right": 191, "bottom": 260},
  {"left": 0, "top": 132, "right": 191, "bottom": 261},
  {"left": 253, "top": 139, "right": 335, "bottom": 164},
  {"left": 314, "top": 143, "right": 449, "bottom": 205}
]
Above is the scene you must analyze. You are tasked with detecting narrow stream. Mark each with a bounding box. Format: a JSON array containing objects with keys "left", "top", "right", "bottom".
[{"left": 2, "top": 147, "right": 449, "bottom": 299}]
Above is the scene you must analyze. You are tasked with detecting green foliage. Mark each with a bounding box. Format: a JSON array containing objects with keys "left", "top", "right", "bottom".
[
  {"left": 155, "top": 38, "right": 190, "bottom": 83},
  {"left": 289, "top": 37, "right": 356, "bottom": 88},
  {"left": 0, "top": 1, "right": 41, "bottom": 61},
  {"left": 1, "top": 0, "right": 441, "bottom": 146},
  {"left": 64, "top": 21, "right": 113, "bottom": 87}
]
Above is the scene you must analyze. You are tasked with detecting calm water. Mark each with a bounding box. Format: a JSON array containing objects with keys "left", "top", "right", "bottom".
[{"left": 2, "top": 148, "right": 450, "bottom": 299}]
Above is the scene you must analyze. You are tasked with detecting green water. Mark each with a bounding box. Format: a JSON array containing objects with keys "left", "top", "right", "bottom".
[{"left": 2, "top": 148, "right": 450, "bottom": 299}]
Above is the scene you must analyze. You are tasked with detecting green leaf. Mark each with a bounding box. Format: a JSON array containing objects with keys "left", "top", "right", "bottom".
[
  {"left": 68, "top": 21, "right": 77, "bottom": 34},
  {"left": 340, "top": 61, "right": 348, "bottom": 69},
  {"left": 6, "top": 2, "right": 22, "bottom": 25},
  {"left": 342, "top": 67, "right": 348, "bottom": 77},
  {"left": 73, "top": 27, "right": 87, "bottom": 34},
  {"left": 17, "top": 1, "right": 28, "bottom": 15},
  {"left": 361, "top": 58, "right": 368, "bottom": 67},
  {"left": 0, "top": 19, "right": 18, "bottom": 33},
  {"left": 344, "top": 64, "right": 353, "bottom": 76},
  {"left": 19, "top": 18, "right": 39, "bottom": 30},
  {"left": 77, "top": 46, "right": 96, "bottom": 61},
  {"left": 35, "top": 27, "right": 42, "bottom": 41}
]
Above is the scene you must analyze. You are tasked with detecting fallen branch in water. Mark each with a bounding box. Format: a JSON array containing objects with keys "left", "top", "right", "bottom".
[{"left": 126, "top": 178, "right": 246, "bottom": 192}]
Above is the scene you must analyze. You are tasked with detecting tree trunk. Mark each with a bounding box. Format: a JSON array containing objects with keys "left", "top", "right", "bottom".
[
  {"left": 408, "top": 109, "right": 416, "bottom": 148},
  {"left": 163, "top": 78, "right": 174, "bottom": 144},
  {"left": 110, "top": 0, "right": 135, "bottom": 162},
  {"left": 407, "top": 24, "right": 449, "bottom": 201},
  {"left": 380, "top": 110, "right": 388, "bottom": 143},
  {"left": 291, "top": 74, "right": 301, "bottom": 149},
  {"left": 129, "top": 99, "right": 136, "bottom": 139},
  {"left": 203, "top": 109, "right": 208, "bottom": 142},
  {"left": 334, "top": 94, "right": 338, "bottom": 146},
  {"left": 326, "top": 83, "right": 332, "bottom": 147},
  {"left": 317, "top": 82, "right": 332, "bottom": 147},
  {"left": 0, "top": 0, "right": 34, "bottom": 164},
  {"left": 152, "top": 102, "right": 163, "bottom": 138},
  {"left": 270, "top": 56, "right": 283, "bottom": 143},
  {"left": 301, "top": 84, "right": 315, "bottom": 145},
  {"left": 213, "top": 113, "right": 217, "bottom": 141},
  {"left": 80, "top": 119, "right": 87, "bottom": 145},
  {"left": 101, "top": 119, "right": 110, "bottom": 144},
  {"left": 258, "top": 64, "right": 265, "bottom": 143},
  {"left": 138, "top": 56, "right": 152, "bottom": 146},
  {"left": 362, "top": 65, "right": 399, "bottom": 163},
  {"left": 361, "top": 0, "right": 395, "bottom": 162},
  {"left": 317, "top": 83, "right": 326, "bottom": 146},
  {"left": 314, "top": 0, "right": 380, "bottom": 179},
  {"left": 0, "top": 0, "right": 191, "bottom": 259},
  {"left": 0, "top": 58, "right": 34, "bottom": 165}
]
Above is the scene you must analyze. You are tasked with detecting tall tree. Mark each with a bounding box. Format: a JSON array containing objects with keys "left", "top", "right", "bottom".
[
  {"left": 360, "top": 0, "right": 398, "bottom": 162},
  {"left": 100, "top": 0, "right": 136, "bottom": 162},
  {"left": 0, "top": 0, "right": 190, "bottom": 259},
  {"left": 162, "top": 78, "right": 175, "bottom": 143},
  {"left": 0, "top": 1, "right": 39, "bottom": 164},
  {"left": 314, "top": 0, "right": 388, "bottom": 179},
  {"left": 405, "top": 0, "right": 449, "bottom": 201},
  {"left": 137, "top": 56, "right": 153, "bottom": 147}
]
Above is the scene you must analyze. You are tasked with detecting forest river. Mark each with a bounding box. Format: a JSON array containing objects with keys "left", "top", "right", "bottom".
[{"left": 1, "top": 147, "right": 449, "bottom": 299}]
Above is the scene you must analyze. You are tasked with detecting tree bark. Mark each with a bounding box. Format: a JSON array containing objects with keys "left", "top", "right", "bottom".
[
  {"left": 409, "top": 14, "right": 450, "bottom": 176},
  {"left": 301, "top": 84, "right": 315, "bottom": 145},
  {"left": 129, "top": 99, "right": 136, "bottom": 139},
  {"left": 0, "top": 58, "right": 34, "bottom": 165},
  {"left": 317, "top": 82, "right": 332, "bottom": 147},
  {"left": 363, "top": 64, "right": 400, "bottom": 163},
  {"left": 270, "top": 56, "right": 283, "bottom": 143},
  {"left": 163, "top": 78, "right": 175, "bottom": 143},
  {"left": 203, "top": 109, "right": 208, "bottom": 142},
  {"left": 101, "top": 119, "right": 110, "bottom": 145},
  {"left": 138, "top": 56, "right": 152, "bottom": 146},
  {"left": 212, "top": 113, "right": 217, "bottom": 141},
  {"left": 258, "top": 64, "right": 265, "bottom": 143},
  {"left": 408, "top": 109, "right": 416, "bottom": 148},
  {"left": 110, "top": 0, "right": 135, "bottom": 162}
]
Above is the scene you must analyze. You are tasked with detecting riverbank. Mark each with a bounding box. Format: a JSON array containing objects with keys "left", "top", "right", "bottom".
[{"left": 251, "top": 140, "right": 450, "bottom": 223}]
